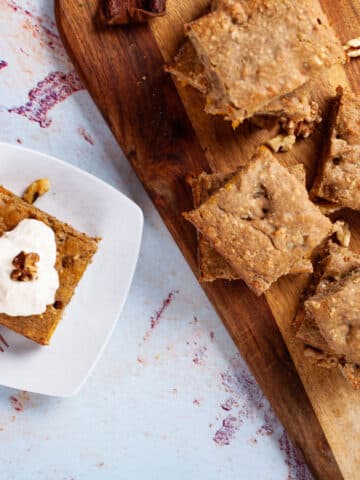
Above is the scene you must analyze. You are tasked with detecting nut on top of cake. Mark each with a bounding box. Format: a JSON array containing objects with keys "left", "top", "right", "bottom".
[
  {"left": 185, "top": 0, "right": 345, "bottom": 125},
  {"left": 184, "top": 147, "right": 333, "bottom": 295}
]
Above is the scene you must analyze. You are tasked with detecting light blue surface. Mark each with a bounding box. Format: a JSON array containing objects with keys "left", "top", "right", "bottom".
[{"left": 0, "top": 1, "right": 312, "bottom": 478}]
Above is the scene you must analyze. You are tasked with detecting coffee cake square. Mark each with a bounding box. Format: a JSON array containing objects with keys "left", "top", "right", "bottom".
[
  {"left": 189, "top": 164, "right": 308, "bottom": 282},
  {"left": 167, "top": 39, "right": 321, "bottom": 137},
  {"left": 185, "top": 0, "right": 344, "bottom": 125},
  {"left": 184, "top": 148, "right": 332, "bottom": 295}
]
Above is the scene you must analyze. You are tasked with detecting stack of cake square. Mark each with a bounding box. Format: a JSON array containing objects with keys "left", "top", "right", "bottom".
[{"left": 166, "top": 0, "right": 345, "bottom": 134}]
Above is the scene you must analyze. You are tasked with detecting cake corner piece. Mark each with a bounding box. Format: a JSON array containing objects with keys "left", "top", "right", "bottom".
[
  {"left": 294, "top": 240, "right": 360, "bottom": 389},
  {"left": 311, "top": 86, "right": 360, "bottom": 211}
]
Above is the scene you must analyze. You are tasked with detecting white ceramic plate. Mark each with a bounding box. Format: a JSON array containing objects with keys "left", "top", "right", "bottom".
[{"left": 0, "top": 142, "right": 143, "bottom": 396}]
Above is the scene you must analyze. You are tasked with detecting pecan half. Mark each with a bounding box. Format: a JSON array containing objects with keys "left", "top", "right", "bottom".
[
  {"left": 100, "top": 0, "right": 166, "bottom": 25},
  {"left": 11, "top": 251, "right": 40, "bottom": 282}
]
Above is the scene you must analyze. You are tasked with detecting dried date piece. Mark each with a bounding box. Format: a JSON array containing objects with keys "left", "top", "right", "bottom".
[{"left": 100, "top": 0, "right": 166, "bottom": 25}]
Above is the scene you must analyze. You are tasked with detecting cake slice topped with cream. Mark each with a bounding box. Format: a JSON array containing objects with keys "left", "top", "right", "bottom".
[{"left": 0, "top": 186, "right": 99, "bottom": 345}]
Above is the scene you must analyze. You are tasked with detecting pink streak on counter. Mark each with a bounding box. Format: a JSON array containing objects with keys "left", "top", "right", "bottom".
[
  {"left": 279, "top": 430, "right": 313, "bottom": 480},
  {"left": 8, "top": 71, "right": 85, "bottom": 127},
  {"left": 142, "top": 290, "right": 179, "bottom": 342},
  {"left": 78, "top": 127, "right": 95, "bottom": 145},
  {"left": 6, "top": 0, "right": 64, "bottom": 56}
]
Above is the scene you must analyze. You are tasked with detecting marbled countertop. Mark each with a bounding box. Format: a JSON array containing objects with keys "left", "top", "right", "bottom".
[{"left": 0, "top": 1, "right": 312, "bottom": 479}]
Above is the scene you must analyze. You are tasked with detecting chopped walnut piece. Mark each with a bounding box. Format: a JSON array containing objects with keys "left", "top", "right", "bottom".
[
  {"left": 316, "top": 201, "right": 341, "bottom": 216},
  {"left": 11, "top": 251, "right": 40, "bottom": 282},
  {"left": 347, "top": 49, "right": 360, "bottom": 58},
  {"left": 344, "top": 37, "right": 360, "bottom": 49},
  {"left": 344, "top": 37, "right": 360, "bottom": 59},
  {"left": 22, "top": 178, "right": 50, "bottom": 204},
  {"left": 100, "top": 0, "right": 166, "bottom": 25},
  {"left": 265, "top": 134, "right": 296, "bottom": 153},
  {"left": 303, "top": 346, "right": 341, "bottom": 369},
  {"left": 343, "top": 38, "right": 360, "bottom": 58},
  {"left": 279, "top": 100, "right": 321, "bottom": 138},
  {"left": 334, "top": 221, "right": 351, "bottom": 247}
]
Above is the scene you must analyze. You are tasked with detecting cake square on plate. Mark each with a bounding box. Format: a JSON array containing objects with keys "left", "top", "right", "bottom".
[
  {"left": 0, "top": 186, "right": 99, "bottom": 345},
  {"left": 0, "top": 143, "right": 143, "bottom": 396}
]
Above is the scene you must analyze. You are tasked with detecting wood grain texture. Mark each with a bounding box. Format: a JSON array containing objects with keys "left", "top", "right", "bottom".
[{"left": 55, "top": 1, "right": 360, "bottom": 478}]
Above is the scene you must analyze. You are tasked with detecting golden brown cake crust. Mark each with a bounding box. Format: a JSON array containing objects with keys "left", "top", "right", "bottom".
[
  {"left": 311, "top": 87, "right": 360, "bottom": 210},
  {"left": 185, "top": 0, "right": 345, "bottom": 124},
  {"left": 303, "top": 242, "right": 360, "bottom": 363},
  {"left": 184, "top": 148, "right": 332, "bottom": 295},
  {"left": 0, "top": 186, "right": 100, "bottom": 345},
  {"left": 295, "top": 309, "right": 329, "bottom": 351}
]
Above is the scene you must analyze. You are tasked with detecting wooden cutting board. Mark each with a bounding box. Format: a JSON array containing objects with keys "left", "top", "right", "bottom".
[{"left": 55, "top": 1, "right": 360, "bottom": 478}]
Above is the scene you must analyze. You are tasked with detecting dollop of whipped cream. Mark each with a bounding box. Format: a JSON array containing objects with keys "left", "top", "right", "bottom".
[{"left": 0, "top": 219, "right": 59, "bottom": 316}]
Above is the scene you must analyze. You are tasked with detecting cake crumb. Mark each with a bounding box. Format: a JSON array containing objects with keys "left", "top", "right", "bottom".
[{"left": 265, "top": 134, "right": 296, "bottom": 153}]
